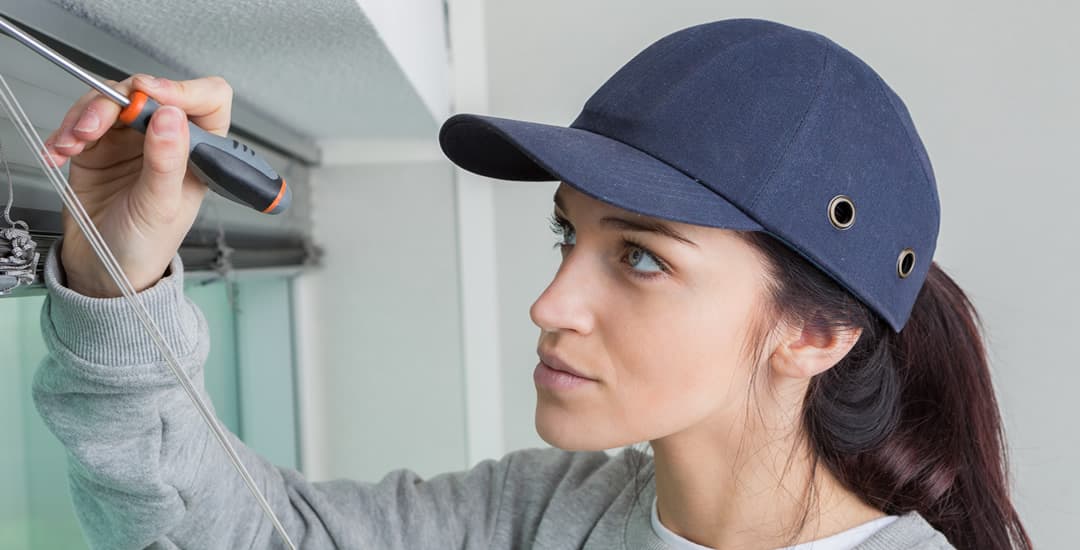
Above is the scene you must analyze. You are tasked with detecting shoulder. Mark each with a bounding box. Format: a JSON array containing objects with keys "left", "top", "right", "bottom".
[
  {"left": 858, "top": 511, "right": 955, "bottom": 550},
  {"left": 497, "top": 445, "right": 652, "bottom": 493},
  {"left": 486, "top": 446, "right": 654, "bottom": 543}
]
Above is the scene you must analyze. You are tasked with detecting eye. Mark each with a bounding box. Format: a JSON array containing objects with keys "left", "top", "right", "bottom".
[
  {"left": 624, "top": 242, "right": 666, "bottom": 274},
  {"left": 549, "top": 214, "right": 575, "bottom": 248}
]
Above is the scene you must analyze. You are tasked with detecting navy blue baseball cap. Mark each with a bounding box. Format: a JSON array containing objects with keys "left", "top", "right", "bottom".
[{"left": 438, "top": 18, "right": 939, "bottom": 332}]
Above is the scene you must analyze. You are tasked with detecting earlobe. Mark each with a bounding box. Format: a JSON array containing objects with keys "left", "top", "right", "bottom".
[{"left": 769, "top": 321, "right": 863, "bottom": 380}]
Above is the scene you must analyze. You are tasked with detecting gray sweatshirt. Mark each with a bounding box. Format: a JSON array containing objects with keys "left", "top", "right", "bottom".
[{"left": 33, "top": 247, "right": 954, "bottom": 550}]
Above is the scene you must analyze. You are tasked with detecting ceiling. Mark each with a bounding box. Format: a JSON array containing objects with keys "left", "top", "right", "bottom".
[{"left": 43, "top": 0, "right": 441, "bottom": 143}]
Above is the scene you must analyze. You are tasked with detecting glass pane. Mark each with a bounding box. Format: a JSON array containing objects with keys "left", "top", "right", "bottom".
[
  {"left": 0, "top": 297, "right": 32, "bottom": 548},
  {"left": 0, "top": 294, "right": 86, "bottom": 550},
  {"left": 185, "top": 279, "right": 241, "bottom": 434},
  {"left": 0, "top": 276, "right": 297, "bottom": 549},
  {"left": 234, "top": 277, "right": 300, "bottom": 470}
]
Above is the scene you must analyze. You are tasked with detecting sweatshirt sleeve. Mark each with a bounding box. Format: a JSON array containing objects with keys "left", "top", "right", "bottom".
[{"left": 31, "top": 244, "right": 520, "bottom": 550}]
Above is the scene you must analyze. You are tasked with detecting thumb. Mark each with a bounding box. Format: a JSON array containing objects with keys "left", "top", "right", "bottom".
[{"left": 138, "top": 105, "right": 191, "bottom": 208}]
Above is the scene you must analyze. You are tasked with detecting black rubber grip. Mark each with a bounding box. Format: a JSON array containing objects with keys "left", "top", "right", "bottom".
[
  {"left": 191, "top": 142, "right": 291, "bottom": 213},
  {"left": 123, "top": 93, "right": 290, "bottom": 214}
]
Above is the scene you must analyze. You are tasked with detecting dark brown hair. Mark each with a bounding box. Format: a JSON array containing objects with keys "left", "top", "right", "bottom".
[{"left": 740, "top": 232, "right": 1031, "bottom": 550}]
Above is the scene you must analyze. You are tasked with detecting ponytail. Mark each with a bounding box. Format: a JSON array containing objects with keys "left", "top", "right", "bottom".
[{"left": 742, "top": 232, "right": 1031, "bottom": 550}]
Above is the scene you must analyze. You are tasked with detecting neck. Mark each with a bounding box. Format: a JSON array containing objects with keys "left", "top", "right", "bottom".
[{"left": 650, "top": 413, "right": 884, "bottom": 549}]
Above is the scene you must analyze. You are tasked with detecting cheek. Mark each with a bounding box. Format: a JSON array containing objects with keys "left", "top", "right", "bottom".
[{"left": 603, "top": 284, "right": 759, "bottom": 436}]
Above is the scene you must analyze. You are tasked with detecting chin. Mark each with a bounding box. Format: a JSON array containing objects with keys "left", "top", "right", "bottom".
[
  {"left": 536, "top": 423, "right": 608, "bottom": 452},
  {"left": 534, "top": 398, "right": 630, "bottom": 451}
]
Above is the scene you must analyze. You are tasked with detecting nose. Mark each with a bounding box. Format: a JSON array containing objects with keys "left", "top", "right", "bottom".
[{"left": 529, "top": 250, "right": 597, "bottom": 336}]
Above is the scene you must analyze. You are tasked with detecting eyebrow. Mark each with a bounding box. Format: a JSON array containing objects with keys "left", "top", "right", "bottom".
[
  {"left": 600, "top": 216, "right": 698, "bottom": 247},
  {"left": 553, "top": 190, "right": 697, "bottom": 247}
]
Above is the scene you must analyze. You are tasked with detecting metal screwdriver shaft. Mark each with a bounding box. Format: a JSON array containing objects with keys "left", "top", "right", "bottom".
[
  {"left": 0, "top": 14, "right": 291, "bottom": 214},
  {"left": 0, "top": 16, "right": 130, "bottom": 106}
]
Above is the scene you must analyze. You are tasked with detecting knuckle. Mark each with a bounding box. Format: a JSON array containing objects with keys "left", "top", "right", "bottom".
[
  {"left": 145, "top": 149, "right": 187, "bottom": 176},
  {"left": 85, "top": 100, "right": 117, "bottom": 126},
  {"left": 112, "top": 76, "right": 135, "bottom": 94},
  {"left": 78, "top": 89, "right": 99, "bottom": 106},
  {"left": 165, "top": 77, "right": 183, "bottom": 94},
  {"left": 208, "top": 75, "right": 233, "bottom": 100}
]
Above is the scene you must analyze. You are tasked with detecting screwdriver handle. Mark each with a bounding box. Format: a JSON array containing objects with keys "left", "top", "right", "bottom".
[{"left": 118, "top": 91, "right": 291, "bottom": 214}]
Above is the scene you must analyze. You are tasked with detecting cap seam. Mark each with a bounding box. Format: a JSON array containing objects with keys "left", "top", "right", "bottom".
[
  {"left": 561, "top": 127, "right": 766, "bottom": 229},
  {"left": 746, "top": 35, "right": 832, "bottom": 211},
  {"left": 730, "top": 39, "right": 906, "bottom": 330},
  {"left": 573, "top": 25, "right": 794, "bottom": 193},
  {"left": 585, "top": 22, "right": 796, "bottom": 124},
  {"left": 869, "top": 72, "right": 938, "bottom": 220}
]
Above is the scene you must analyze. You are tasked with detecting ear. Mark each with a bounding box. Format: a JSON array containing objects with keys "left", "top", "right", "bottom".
[{"left": 768, "top": 320, "right": 863, "bottom": 380}]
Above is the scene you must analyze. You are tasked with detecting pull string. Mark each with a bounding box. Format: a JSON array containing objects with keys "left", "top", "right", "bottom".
[
  {"left": 0, "top": 74, "right": 297, "bottom": 550},
  {"left": 0, "top": 138, "right": 40, "bottom": 294},
  {"left": 194, "top": 200, "right": 237, "bottom": 309},
  {"left": 1, "top": 139, "right": 27, "bottom": 227},
  {"left": 205, "top": 201, "right": 237, "bottom": 309}
]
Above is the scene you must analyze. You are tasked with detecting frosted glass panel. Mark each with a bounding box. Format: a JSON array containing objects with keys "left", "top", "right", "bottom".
[
  {"left": 234, "top": 277, "right": 300, "bottom": 469},
  {"left": 0, "top": 295, "right": 32, "bottom": 548},
  {"left": 0, "top": 294, "right": 85, "bottom": 550},
  {"left": 187, "top": 280, "right": 241, "bottom": 433},
  {"left": 0, "top": 276, "right": 297, "bottom": 549}
]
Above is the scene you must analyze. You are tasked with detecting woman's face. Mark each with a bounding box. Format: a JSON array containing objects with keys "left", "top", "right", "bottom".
[{"left": 530, "top": 183, "right": 772, "bottom": 451}]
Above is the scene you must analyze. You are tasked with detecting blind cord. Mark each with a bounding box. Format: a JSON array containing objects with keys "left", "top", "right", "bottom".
[
  {"left": 0, "top": 72, "right": 297, "bottom": 550},
  {"left": 0, "top": 139, "right": 40, "bottom": 294}
]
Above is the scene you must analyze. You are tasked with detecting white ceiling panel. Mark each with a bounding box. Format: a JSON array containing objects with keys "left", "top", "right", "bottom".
[{"left": 43, "top": 0, "right": 441, "bottom": 142}]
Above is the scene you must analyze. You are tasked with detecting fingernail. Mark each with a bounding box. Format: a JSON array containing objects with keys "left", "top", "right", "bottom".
[
  {"left": 151, "top": 106, "right": 182, "bottom": 138},
  {"left": 136, "top": 75, "right": 159, "bottom": 88},
  {"left": 42, "top": 149, "right": 63, "bottom": 168},
  {"left": 54, "top": 129, "right": 76, "bottom": 148},
  {"left": 74, "top": 111, "right": 100, "bottom": 133}
]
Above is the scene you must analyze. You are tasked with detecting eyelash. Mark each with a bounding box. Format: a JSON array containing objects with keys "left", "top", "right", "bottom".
[
  {"left": 547, "top": 214, "right": 671, "bottom": 279},
  {"left": 548, "top": 214, "right": 571, "bottom": 247}
]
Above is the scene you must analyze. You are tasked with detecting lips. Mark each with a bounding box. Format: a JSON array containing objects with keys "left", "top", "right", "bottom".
[{"left": 537, "top": 349, "right": 596, "bottom": 381}]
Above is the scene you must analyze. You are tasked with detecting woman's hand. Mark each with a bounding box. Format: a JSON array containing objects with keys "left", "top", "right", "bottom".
[{"left": 44, "top": 75, "right": 234, "bottom": 297}]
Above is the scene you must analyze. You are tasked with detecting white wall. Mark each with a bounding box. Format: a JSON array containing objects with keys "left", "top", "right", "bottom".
[
  {"left": 480, "top": 1, "right": 1078, "bottom": 547},
  {"left": 355, "top": 0, "right": 452, "bottom": 122},
  {"left": 296, "top": 162, "right": 468, "bottom": 482}
]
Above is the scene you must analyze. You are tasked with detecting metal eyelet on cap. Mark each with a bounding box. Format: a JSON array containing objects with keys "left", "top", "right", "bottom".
[
  {"left": 897, "top": 248, "right": 916, "bottom": 278},
  {"left": 827, "top": 195, "right": 855, "bottom": 230}
]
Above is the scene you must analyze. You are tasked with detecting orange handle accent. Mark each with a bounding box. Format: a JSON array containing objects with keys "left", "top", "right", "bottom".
[
  {"left": 118, "top": 90, "right": 149, "bottom": 126},
  {"left": 262, "top": 179, "right": 288, "bottom": 213}
]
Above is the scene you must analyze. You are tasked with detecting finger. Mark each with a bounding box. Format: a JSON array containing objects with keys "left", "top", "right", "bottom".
[
  {"left": 46, "top": 91, "right": 100, "bottom": 155},
  {"left": 42, "top": 149, "right": 69, "bottom": 169},
  {"left": 68, "top": 127, "right": 145, "bottom": 170},
  {"left": 135, "top": 105, "right": 192, "bottom": 216},
  {"left": 131, "top": 75, "right": 232, "bottom": 136},
  {"left": 48, "top": 77, "right": 136, "bottom": 157},
  {"left": 69, "top": 77, "right": 137, "bottom": 143}
]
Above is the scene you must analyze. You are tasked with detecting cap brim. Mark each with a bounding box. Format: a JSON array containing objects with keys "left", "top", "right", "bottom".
[{"left": 439, "top": 114, "right": 763, "bottom": 232}]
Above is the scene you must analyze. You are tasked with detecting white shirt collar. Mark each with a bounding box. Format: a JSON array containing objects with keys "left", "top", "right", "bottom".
[{"left": 649, "top": 496, "right": 898, "bottom": 550}]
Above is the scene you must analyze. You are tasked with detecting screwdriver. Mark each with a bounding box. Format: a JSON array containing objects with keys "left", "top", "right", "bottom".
[{"left": 0, "top": 15, "right": 290, "bottom": 214}]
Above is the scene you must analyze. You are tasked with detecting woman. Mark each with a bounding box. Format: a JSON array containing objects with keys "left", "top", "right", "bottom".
[{"left": 36, "top": 18, "right": 1029, "bottom": 550}]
